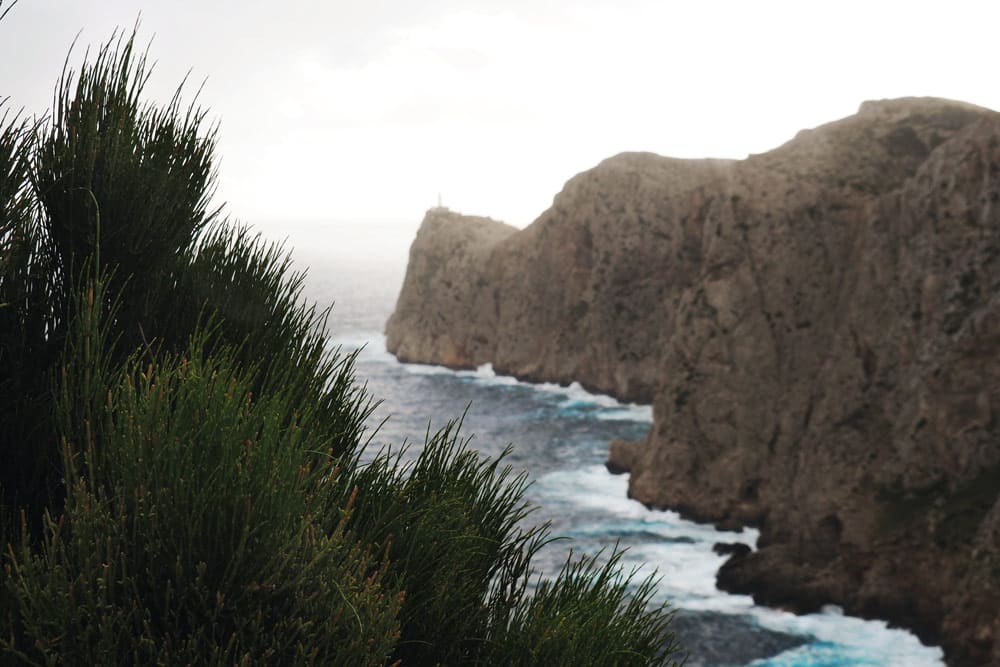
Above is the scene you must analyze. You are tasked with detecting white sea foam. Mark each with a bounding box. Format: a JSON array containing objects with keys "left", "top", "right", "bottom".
[
  {"left": 504, "top": 373, "right": 653, "bottom": 422},
  {"left": 332, "top": 334, "right": 655, "bottom": 422},
  {"left": 461, "top": 363, "right": 521, "bottom": 385},
  {"left": 534, "top": 466, "right": 755, "bottom": 604},
  {"left": 534, "top": 466, "right": 644, "bottom": 518},
  {"left": 748, "top": 605, "right": 945, "bottom": 666},
  {"left": 400, "top": 363, "right": 458, "bottom": 376},
  {"left": 536, "top": 466, "right": 755, "bottom": 537},
  {"left": 594, "top": 405, "right": 654, "bottom": 421},
  {"left": 450, "top": 364, "right": 653, "bottom": 422},
  {"left": 533, "top": 465, "right": 944, "bottom": 666}
]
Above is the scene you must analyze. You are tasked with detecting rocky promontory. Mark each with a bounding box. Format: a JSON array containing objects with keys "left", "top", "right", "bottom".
[{"left": 385, "top": 98, "right": 1000, "bottom": 666}]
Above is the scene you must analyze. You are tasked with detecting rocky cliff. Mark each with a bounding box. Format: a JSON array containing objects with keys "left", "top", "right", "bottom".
[{"left": 385, "top": 98, "right": 1000, "bottom": 666}]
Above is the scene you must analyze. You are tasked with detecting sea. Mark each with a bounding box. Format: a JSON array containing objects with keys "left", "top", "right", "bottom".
[{"left": 271, "top": 219, "right": 945, "bottom": 667}]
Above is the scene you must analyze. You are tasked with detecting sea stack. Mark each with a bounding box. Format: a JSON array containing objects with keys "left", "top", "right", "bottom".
[{"left": 386, "top": 98, "right": 1000, "bottom": 666}]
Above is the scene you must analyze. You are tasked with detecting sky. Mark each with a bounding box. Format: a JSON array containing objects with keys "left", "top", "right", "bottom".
[{"left": 3, "top": 0, "right": 1000, "bottom": 247}]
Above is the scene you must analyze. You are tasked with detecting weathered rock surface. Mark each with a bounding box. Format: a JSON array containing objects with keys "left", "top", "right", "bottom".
[
  {"left": 386, "top": 98, "right": 1000, "bottom": 666},
  {"left": 386, "top": 209, "right": 518, "bottom": 368}
]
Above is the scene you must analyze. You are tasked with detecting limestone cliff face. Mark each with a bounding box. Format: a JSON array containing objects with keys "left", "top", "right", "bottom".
[
  {"left": 385, "top": 98, "right": 1000, "bottom": 666},
  {"left": 386, "top": 209, "right": 517, "bottom": 368}
]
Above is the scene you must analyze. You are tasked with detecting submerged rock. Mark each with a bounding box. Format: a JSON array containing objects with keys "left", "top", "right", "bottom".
[{"left": 386, "top": 98, "right": 1000, "bottom": 665}]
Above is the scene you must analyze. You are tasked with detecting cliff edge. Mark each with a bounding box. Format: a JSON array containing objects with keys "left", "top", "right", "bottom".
[{"left": 386, "top": 98, "right": 1000, "bottom": 666}]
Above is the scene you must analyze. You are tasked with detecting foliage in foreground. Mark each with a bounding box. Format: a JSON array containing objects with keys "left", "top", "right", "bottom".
[{"left": 0, "top": 24, "right": 679, "bottom": 666}]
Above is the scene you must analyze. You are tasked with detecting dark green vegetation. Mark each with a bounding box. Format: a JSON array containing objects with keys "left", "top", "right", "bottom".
[{"left": 0, "top": 27, "right": 678, "bottom": 666}]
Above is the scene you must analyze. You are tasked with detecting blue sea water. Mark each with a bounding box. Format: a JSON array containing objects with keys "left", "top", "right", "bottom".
[{"left": 288, "top": 234, "right": 945, "bottom": 667}]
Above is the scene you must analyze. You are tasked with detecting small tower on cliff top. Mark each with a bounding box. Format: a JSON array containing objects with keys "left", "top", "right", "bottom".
[{"left": 433, "top": 192, "right": 449, "bottom": 212}]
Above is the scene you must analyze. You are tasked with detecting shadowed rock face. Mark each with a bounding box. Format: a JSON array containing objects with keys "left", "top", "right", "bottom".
[{"left": 386, "top": 97, "right": 1000, "bottom": 666}]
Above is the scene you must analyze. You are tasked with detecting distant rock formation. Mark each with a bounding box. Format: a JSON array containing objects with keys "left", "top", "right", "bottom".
[
  {"left": 386, "top": 98, "right": 1000, "bottom": 666},
  {"left": 386, "top": 209, "right": 518, "bottom": 369}
]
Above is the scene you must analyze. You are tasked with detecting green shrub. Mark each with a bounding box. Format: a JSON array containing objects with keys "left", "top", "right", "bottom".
[
  {"left": 0, "top": 20, "right": 679, "bottom": 667},
  {"left": 339, "top": 424, "right": 677, "bottom": 666},
  {"left": 1, "top": 276, "right": 401, "bottom": 665},
  {"left": 483, "top": 550, "right": 675, "bottom": 666},
  {"left": 338, "top": 421, "right": 549, "bottom": 665},
  {"left": 0, "top": 102, "right": 61, "bottom": 516},
  {"left": 2, "top": 27, "right": 222, "bottom": 518},
  {"left": 33, "top": 29, "right": 218, "bottom": 343}
]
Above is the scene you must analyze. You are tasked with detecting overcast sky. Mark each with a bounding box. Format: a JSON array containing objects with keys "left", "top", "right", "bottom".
[{"left": 3, "top": 0, "right": 999, "bottom": 241}]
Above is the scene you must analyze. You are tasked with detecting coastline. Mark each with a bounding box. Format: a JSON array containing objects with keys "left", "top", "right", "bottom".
[
  {"left": 339, "top": 331, "right": 946, "bottom": 665},
  {"left": 384, "top": 98, "right": 1000, "bottom": 665}
]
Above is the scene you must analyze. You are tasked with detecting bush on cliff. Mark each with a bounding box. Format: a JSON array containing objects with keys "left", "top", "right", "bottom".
[{"left": 0, "top": 27, "right": 679, "bottom": 666}]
